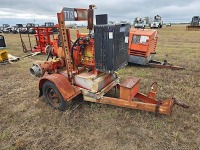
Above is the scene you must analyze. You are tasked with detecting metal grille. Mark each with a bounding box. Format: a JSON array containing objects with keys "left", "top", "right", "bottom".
[
  {"left": 132, "top": 35, "right": 141, "bottom": 44},
  {"left": 94, "top": 24, "right": 130, "bottom": 73}
]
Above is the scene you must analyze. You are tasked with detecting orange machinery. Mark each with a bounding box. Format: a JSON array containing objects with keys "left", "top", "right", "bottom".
[
  {"left": 128, "top": 28, "right": 184, "bottom": 69},
  {"left": 30, "top": 5, "right": 188, "bottom": 116},
  {"left": 129, "top": 28, "right": 158, "bottom": 65},
  {"left": 32, "top": 27, "right": 54, "bottom": 53},
  {"left": 20, "top": 25, "right": 58, "bottom": 54}
]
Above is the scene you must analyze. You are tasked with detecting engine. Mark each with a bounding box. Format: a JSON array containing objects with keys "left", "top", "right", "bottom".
[
  {"left": 30, "top": 30, "right": 95, "bottom": 77},
  {"left": 30, "top": 21, "right": 131, "bottom": 77},
  {"left": 72, "top": 31, "right": 95, "bottom": 70}
]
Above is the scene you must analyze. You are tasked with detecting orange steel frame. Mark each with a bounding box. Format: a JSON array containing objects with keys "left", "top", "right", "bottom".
[
  {"left": 33, "top": 27, "right": 54, "bottom": 53},
  {"left": 20, "top": 26, "right": 57, "bottom": 54},
  {"left": 36, "top": 6, "right": 189, "bottom": 116}
]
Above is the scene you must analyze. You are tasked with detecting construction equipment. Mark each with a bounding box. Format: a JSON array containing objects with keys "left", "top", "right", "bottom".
[
  {"left": 0, "top": 35, "right": 9, "bottom": 64},
  {"left": 43, "top": 22, "right": 59, "bottom": 33},
  {"left": 0, "top": 50, "right": 8, "bottom": 63},
  {"left": 128, "top": 28, "right": 184, "bottom": 70},
  {"left": 0, "top": 51, "right": 20, "bottom": 65},
  {"left": 11, "top": 24, "right": 23, "bottom": 34},
  {"left": 0, "top": 35, "right": 19, "bottom": 64},
  {"left": 19, "top": 31, "right": 32, "bottom": 53},
  {"left": 26, "top": 23, "right": 36, "bottom": 34},
  {"left": 30, "top": 5, "right": 189, "bottom": 116},
  {"left": 19, "top": 23, "right": 38, "bottom": 34},
  {"left": 20, "top": 26, "right": 55, "bottom": 54},
  {"left": 186, "top": 16, "right": 200, "bottom": 31},
  {"left": 1, "top": 24, "right": 12, "bottom": 33},
  {"left": 19, "top": 30, "right": 41, "bottom": 56},
  {"left": 33, "top": 27, "right": 54, "bottom": 53},
  {"left": 44, "top": 22, "right": 54, "bottom": 27}
]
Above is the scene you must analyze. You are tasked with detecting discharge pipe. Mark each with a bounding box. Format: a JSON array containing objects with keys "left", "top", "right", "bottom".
[
  {"left": 30, "top": 58, "right": 65, "bottom": 77},
  {"left": 30, "top": 63, "right": 43, "bottom": 77}
]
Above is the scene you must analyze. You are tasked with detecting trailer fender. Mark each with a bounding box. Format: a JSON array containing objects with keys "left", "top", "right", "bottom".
[{"left": 39, "top": 74, "right": 80, "bottom": 101}]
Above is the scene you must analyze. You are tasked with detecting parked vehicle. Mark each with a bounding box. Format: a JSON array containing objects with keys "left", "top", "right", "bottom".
[
  {"left": 44, "top": 22, "right": 59, "bottom": 33},
  {"left": 186, "top": 16, "right": 200, "bottom": 31},
  {"left": 44, "top": 22, "right": 54, "bottom": 27},
  {"left": 134, "top": 17, "right": 150, "bottom": 29},
  {"left": 134, "top": 17, "right": 145, "bottom": 29},
  {"left": 11, "top": 24, "right": 23, "bottom": 34},
  {"left": 190, "top": 16, "right": 199, "bottom": 26},
  {"left": 150, "top": 15, "right": 163, "bottom": 28},
  {"left": 1, "top": 24, "right": 12, "bottom": 33},
  {"left": 166, "top": 23, "right": 171, "bottom": 27},
  {"left": 19, "top": 23, "right": 36, "bottom": 34}
]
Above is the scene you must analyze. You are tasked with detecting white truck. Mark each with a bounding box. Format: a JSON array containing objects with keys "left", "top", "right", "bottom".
[
  {"left": 150, "top": 15, "right": 163, "bottom": 28},
  {"left": 134, "top": 17, "right": 150, "bottom": 29},
  {"left": 134, "top": 17, "right": 145, "bottom": 29}
]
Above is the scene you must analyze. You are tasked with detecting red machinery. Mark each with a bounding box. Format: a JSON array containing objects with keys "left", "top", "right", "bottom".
[
  {"left": 128, "top": 28, "right": 184, "bottom": 70},
  {"left": 30, "top": 5, "right": 188, "bottom": 115},
  {"left": 129, "top": 28, "right": 158, "bottom": 65},
  {"left": 32, "top": 27, "right": 54, "bottom": 53},
  {"left": 20, "top": 25, "right": 58, "bottom": 54}
]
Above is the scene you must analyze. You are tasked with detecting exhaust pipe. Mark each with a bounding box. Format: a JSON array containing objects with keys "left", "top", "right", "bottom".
[{"left": 30, "top": 64, "right": 43, "bottom": 77}]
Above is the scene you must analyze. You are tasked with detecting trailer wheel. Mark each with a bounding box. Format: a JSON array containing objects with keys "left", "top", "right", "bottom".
[{"left": 43, "top": 81, "right": 71, "bottom": 111}]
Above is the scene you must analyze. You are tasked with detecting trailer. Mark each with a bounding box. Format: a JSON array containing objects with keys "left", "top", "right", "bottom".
[{"left": 30, "top": 5, "right": 188, "bottom": 116}]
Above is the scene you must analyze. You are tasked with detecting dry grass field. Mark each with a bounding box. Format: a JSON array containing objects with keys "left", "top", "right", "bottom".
[{"left": 0, "top": 25, "right": 200, "bottom": 150}]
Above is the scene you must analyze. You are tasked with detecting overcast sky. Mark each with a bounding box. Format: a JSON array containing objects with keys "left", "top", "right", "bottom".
[{"left": 0, "top": 0, "right": 199, "bottom": 25}]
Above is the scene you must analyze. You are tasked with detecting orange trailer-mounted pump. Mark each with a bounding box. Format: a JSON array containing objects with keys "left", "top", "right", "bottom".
[
  {"left": 30, "top": 5, "right": 188, "bottom": 116},
  {"left": 128, "top": 28, "right": 184, "bottom": 70}
]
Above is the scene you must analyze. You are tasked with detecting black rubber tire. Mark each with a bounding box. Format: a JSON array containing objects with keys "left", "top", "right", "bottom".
[{"left": 43, "top": 81, "right": 71, "bottom": 111}]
